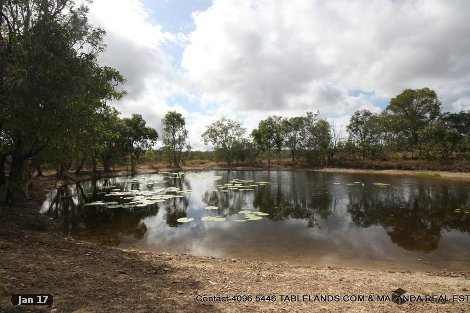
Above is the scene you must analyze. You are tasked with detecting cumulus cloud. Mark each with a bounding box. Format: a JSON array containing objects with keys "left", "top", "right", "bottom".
[
  {"left": 87, "top": 0, "right": 191, "bottom": 130},
  {"left": 182, "top": 0, "right": 470, "bottom": 114},
  {"left": 85, "top": 0, "right": 470, "bottom": 150}
]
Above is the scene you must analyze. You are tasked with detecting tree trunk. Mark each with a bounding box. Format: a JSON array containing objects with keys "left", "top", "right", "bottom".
[
  {"left": 6, "top": 157, "right": 28, "bottom": 201},
  {"left": 75, "top": 157, "right": 86, "bottom": 175},
  {"left": 103, "top": 158, "right": 111, "bottom": 172},
  {"left": 35, "top": 159, "right": 43, "bottom": 177},
  {"left": 92, "top": 157, "right": 97, "bottom": 173},
  {"left": 0, "top": 153, "right": 5, "bottom": 186},
  {"left": 130, "top": 154, "right": 136, "bottom": 174},
  {"left": 58, "top": 163, "right": 66, "bottom": 177}
]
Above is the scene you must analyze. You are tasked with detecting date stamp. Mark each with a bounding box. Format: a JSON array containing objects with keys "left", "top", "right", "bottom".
[{"left": 11, "top": 294, "right": 53, "bottom": 306}]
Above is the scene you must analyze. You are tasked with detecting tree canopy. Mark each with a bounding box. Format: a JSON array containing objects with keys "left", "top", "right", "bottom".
[
  {"left": 162, "top": 111, "right": 189, "bottom": 168},
  {"left": 202, "top": 118, "right": 246, "bottom": 165},
  {"left": 0, "top": 0, "right": 125, "bottom": 200}
]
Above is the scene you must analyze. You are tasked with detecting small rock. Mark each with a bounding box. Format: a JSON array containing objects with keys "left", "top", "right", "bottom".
[
  {"left": 463, "top": 288, "right": 468, "bottom": 291},
  {"left": 208, "top": 280, "right": 217, "bottom": 285},
  {"left": 117, "top": 270, "right": 127, "bottom": 275},
  {"left": 1, "top": 284, "right": 9, "bottom": 296}
]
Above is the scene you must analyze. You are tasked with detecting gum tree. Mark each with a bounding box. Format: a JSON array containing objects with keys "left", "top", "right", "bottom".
[
  {"left": 119, "top": 114, "right": 158, "bottom": 174},
  {"left": 0, "top": 0, "right": 124, "bottom": 200},
  {"left": 162, "top": 111, "right": 189, "bottom": 168},
  {"left": 202, "top": 118, "right": 246, "bottom": 166}
]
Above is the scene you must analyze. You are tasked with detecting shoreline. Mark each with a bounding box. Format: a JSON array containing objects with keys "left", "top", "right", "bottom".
[
  {"left": 312, "top": 167, "right": 470, "bottom": 181},
  {"left": 143, "top": 163, "right": 470, "bottom": 183},
  {"left": 1, "top": 171, "right": 469, "bottom": 312}
]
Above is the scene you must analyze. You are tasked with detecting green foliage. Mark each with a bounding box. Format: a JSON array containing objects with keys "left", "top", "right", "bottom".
[
  {"left": 119, "top": 114, "right": 158, "bottom": 173},
  {"left": 0, "top": 0, "right": 125, "bottom": 199},
  {"left": 385, "top": 88, "right": 441, "bottom": 154},
  {"left": 302, "top": 113, "right": 332, "bottom": 165},
  {"left": 282, "top": 116, "right": 306, "bottom": 161},
  {"left": 251, "top": 116, "right": 283, "bottom": 166},
  {"left": 202, "top": 118, "right": 246, "bottom": 165},
  {"left": 417, "top": 123, "right": 459, "bottom": 160},
  {"left": 162, "top": 111, "right": 189, "bottom": 167},
  {"left": 347, "top": 110, "right": 385, "bottom": 159}
]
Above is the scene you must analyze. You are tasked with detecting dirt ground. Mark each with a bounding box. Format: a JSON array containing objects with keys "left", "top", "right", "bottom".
[
  {"left": 1, "top": 170, "right": 470, "bottom": 313},
  {"left": 314, "top": 167, "right": 470, "bottom": 182}
]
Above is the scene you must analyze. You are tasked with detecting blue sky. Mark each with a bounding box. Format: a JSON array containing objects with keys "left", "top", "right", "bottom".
[
  {"left": 88, "top": 0, "right": 470, "bottom": 150},
  {"left": 142, "top": 0, "right": 211, "bottom": 33}
]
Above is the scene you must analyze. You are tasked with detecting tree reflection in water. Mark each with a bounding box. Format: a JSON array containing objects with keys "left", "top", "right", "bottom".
[
  {"left": 44, "top": 179, "right": 155, "bottom": 245},
  {"left": 42, "top": 172, "right": 470, "bottom": 254},
  {"left": 347, "top": 183, "right": 470, "bottom": 252}
]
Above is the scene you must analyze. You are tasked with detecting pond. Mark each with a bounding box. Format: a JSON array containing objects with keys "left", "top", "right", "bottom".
[{"left": 41, "top": 170, "right": 470, "bottom": 271}]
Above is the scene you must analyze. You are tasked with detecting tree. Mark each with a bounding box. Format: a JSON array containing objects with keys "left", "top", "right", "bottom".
[
  {"left": 385, "top": 88, "right": 442, "bottom": 157},
  {"left": 162, "top": 111, "right": 189, "bottom": 168},
  {"left": 120, "top": 114, "right": 158, "bottom": 174},
  {"left": 201, "top": 118, "right": 246, "bottom": 165},
  {"left": 0, "top": 0, "right": 125, "bottom": 200},
  {"left": 302, "top": 112, "right": 332, "bottom": 165},
  {"left": 233, "top": 138, "right": 258, "bottom": 164},
  {"left": 443, "top": 111, "right": 470, "bottom": 159},
  {"left": 251, "top": 116, "right": 283, "bottom": 166},
  {"left": 418, "top": 123, "right": 459, "bottom": 160},
  {"left": 282, "top": 116, "right": 306, "bottom": 162},
  {"left": 347, "top": 110, "right": 384, "bottom": 159},
  {"left": 95, "top": 107, "right": 124, "bottom": 173}
]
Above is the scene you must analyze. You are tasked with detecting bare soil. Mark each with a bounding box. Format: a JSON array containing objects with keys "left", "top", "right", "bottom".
[
  {"left": 314, "top": 167, "right": 470, "bottom": 182},
  {"left": 1, "top": 169, "right": 469, "bottom": 312}
]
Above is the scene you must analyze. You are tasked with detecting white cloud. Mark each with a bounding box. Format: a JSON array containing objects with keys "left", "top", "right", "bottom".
[
  {"left": 86, "top": 0, "right": 470, "bottom": 150},
  {"left": 87, "top": 0, "right": 191, "bottom": 132},
  {"left": 182, "top": 0, "right": 470, "bottom": 115}
]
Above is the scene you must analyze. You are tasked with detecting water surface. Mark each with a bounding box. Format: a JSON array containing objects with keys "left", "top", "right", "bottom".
[{"left": 41, "top": 171, "right": 470, "bottom": 271}]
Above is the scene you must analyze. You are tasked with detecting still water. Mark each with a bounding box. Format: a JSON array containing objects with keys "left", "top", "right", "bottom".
[{"left": 41, "top": 171, "right": 470, "bottom": 271}]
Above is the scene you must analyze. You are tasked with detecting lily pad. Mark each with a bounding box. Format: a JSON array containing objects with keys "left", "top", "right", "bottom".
[
  {"left": 245, "top": 215, "right": 263, "bottom": 221},
  {"left": 255, "top": 212, "right": 269, "bottom": 216},
  {"left": 201, "top": 216, "right": 225, "bottom": 222},
  {"left": 177, "top": 217, "right": 194, "bottom": 223}
]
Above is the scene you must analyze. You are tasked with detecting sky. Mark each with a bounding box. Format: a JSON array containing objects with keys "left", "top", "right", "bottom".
[{"left": 87, "top": 0, "right": 470, "bottom": 150}]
